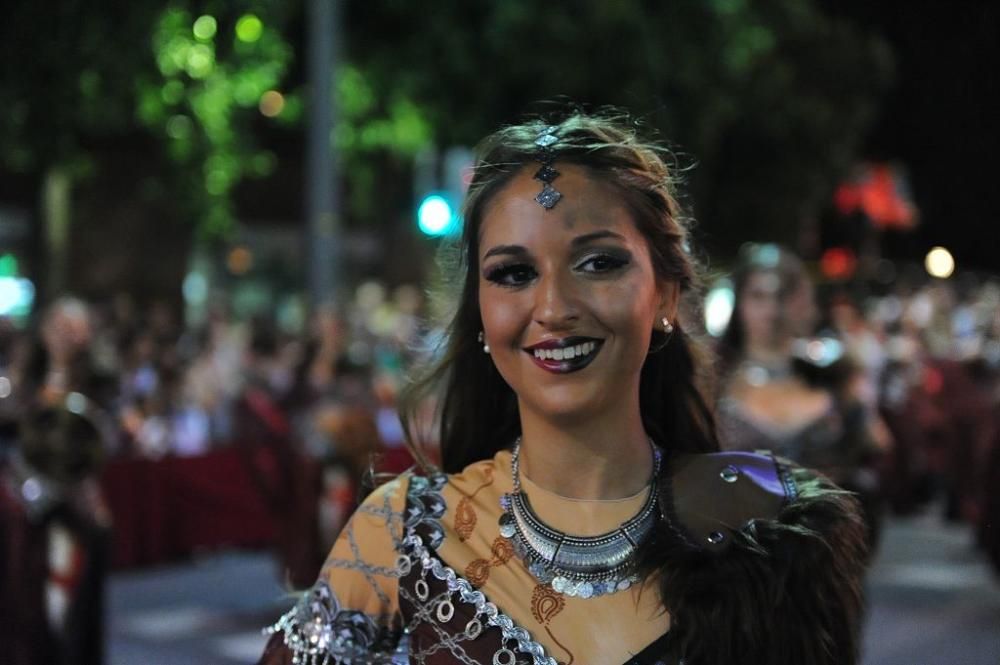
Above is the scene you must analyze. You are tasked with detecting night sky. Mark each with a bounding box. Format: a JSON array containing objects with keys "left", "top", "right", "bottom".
[{"left": 828, "top": 0, "right": 999, "bottom": 272}]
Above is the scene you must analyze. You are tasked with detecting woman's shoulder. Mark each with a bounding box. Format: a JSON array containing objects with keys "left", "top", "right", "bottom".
[{"left": 446, "top": 451, "right": 507, "bottom": 488}]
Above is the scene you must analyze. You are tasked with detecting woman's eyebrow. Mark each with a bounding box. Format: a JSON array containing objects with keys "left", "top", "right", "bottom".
[
  {"left": 483, "top": 231, "right": 627, "bottom": 260},
  {"left": 482, "top": 244, "right": 529, "bottom": 260},
  {"left": 571, "top": 230, "right": 626, "bottom": 247}
]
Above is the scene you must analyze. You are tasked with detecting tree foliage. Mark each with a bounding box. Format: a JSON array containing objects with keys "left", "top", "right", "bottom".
[
  {"left": 344, "top": 0, "right": 893, "bottom": 252},
  {"left": 135, "top": 2, "right": 296, "bottom": 236},
  {"left": 1, "top": 0, "right": 892, "bottom": 251},
  {"left": 0, "top": 0, "right": 159, "bottom": 174}
]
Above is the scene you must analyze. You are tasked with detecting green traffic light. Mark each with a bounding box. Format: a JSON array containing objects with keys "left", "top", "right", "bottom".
[
  {"left": 417, "top": 194, "right": 454, "bottom": 236},
  {"left": 0, "top": 254, "right": 18, "bottom": 278}
]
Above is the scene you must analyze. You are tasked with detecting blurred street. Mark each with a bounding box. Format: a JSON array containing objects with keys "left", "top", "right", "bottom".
[
  {"left": 861, "top": 511, "right": 1000, "bottom": 665},
  {"left": 106, "top": 509, "right": 1000, "bottom": 665}
]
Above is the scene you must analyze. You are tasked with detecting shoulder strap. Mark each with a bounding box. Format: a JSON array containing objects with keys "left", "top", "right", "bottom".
[
  {"left": 662, "top": 451, "right": 795, "bottom": 553},
  {"left": 657, "top": 454, "right": 869, "bottom": 664}
]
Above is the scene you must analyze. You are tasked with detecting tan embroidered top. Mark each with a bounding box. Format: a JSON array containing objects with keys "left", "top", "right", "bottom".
[
  {"left": 260, "top": 450, "right": 672, "bottom": 665},
  {"left": 259, "top": 447, "right": 867, "bottom": 665}
]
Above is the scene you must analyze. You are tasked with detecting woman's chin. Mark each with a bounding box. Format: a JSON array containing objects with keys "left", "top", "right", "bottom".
[{"left": 518, "top": 389, "right": 614, "bottom": 425}]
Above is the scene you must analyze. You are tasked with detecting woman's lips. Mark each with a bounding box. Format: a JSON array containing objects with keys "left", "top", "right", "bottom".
[{"left": 524, "top": 338, "right": 604, "bottom": 374}]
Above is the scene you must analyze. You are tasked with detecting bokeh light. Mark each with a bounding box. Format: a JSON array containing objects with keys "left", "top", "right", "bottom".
[
  {"left": 192, "top": 15, "right": 217, "bottom": 41},
  {"left": 258, "top": 90, "right": 285, "bottom": 117},
  {"left": 925, "top": 246, "right": 955, "bottom": 278},
  {"left": 416, "top": 195, "right": 454, "bottom": 236},
  {"left": 185, "top": 44, "right": 214, "bottom": 78},
  {"left": 0, "top": 277, "right": 34, "bottom": 317},
  {"left": 235, "top": 15, "right": 263, "bottom": 43},
  {"left": 0, "top": 253, "right": 18, "bottom": 277},
  {"left": 166, "top": 114, "right": 193, "bottom": 139},
  {"left": 820, "top": 247, "right": 858, "bottom": 280},
  {"left": 160, "top": 80, "right": 185, "bottom": 105},
  {"left": 182, "top": 272, "right": 208, "bottom": 304},
  {"left": 226, "top": 247, "right": 254, "bottom": 275},
  {"left": 704, "top": 279, "right": 735, "bottom": 337}
]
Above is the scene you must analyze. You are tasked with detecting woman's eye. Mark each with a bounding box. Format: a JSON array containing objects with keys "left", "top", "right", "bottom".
[
  {"left": 484, "top": 263, "right": 537, "bottom": 287},
  {"left": 578, "top": 254, "right": 629, "bottom": 273}
]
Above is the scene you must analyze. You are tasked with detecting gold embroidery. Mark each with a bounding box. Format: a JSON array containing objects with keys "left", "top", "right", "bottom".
[
  {"left": 545, "top": 627, "right": 575, "bottom": 665},
  {"left": 530, "top": 584, "right": 565, "bottom": 624},
  {"left": 465, "top": 558, "right": 491, "bottom": 587},
  {"left": 453, "top": 467, "right": 494, "bottom": 542},
  {"left": 532, "top": 584, "right": 573, "bottom": 665},
  {"left": 464, "top": 534, "right": 513, "bottom": 588},
  {"left": 455, "top": 497, "right": 477, "bottom": 542},
  {"left": 490, "top": 537, "right": 514, "bottom": 565}
]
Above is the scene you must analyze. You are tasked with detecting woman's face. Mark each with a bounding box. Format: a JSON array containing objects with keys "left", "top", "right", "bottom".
[
  {"left": 737, "top": 270, "right": 782, "bottom": 347},
  {"left": 737, "top": 269, "right": 815, "bottom": 346},
  {"left": 477, "top": 164, "right": 677, "bottom": 423}
]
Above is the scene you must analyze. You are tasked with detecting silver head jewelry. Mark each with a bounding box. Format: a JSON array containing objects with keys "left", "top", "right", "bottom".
[{"left": 533, "top": 126, "right": 562, "bottom": 209}]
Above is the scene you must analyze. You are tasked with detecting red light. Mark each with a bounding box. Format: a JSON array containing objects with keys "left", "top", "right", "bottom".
[
  {"left": 833, "top": 163, "right": 917, "bottom": 229},
  {"left": 821, "top": 247, "right": 857, "bottom": 280}
]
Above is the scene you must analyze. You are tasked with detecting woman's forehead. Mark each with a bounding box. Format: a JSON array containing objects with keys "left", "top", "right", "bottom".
[
  {"left": 478, "top": 164, "right": 641, "bottom": 249},
  {"left": 746, "top": 271, "right": 782, "bottom": 294}
]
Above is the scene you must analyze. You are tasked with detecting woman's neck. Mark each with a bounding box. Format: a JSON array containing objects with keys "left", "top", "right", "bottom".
[
  {"left": 745, "top": 336, "right": 792, "bottom": 365},
  {"left": 515, "top": 406, "right": 654, "bottom": 501}
]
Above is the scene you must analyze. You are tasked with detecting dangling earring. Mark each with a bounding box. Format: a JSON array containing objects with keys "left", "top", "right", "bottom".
[
  {"left": 478, "top": 331, "right": 491, "bottom": 354},
  {"left": 661, "top": 317, "right": 674, "bottom": 334}
]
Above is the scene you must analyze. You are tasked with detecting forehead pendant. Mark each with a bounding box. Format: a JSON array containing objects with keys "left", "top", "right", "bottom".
[{"left": 533, "top": 125, "right": 562, "bottom": 209}]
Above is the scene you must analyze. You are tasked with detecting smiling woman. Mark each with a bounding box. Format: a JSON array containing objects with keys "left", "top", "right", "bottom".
[
  {"left": 257, "top": 111, "right": 869, "bottom": 665},
  {"left": 477, "top": 163, "right": 678, "bottom": 445}
]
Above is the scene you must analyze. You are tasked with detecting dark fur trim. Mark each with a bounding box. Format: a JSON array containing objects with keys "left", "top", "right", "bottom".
[{"left": 652, "top": 467, "right": 869, "bottom": 664}]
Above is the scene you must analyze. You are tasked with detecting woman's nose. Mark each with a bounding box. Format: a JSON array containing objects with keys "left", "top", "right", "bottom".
[{"left": 533, "top": 271, "right": 579, "bottom": 328}]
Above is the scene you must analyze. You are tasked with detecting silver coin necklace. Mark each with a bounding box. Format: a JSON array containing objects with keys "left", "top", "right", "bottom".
[{"left": 498, "top": 439, "right": 662, "bottom": 599}]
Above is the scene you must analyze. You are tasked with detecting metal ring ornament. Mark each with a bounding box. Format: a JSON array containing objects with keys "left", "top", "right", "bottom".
[
  {"left": 415, "top": 578, "right": 430, "bottom": 601},
  {"left": 436, "top": 598, "right": 455, "bottom": 623},
  {"left": 492, "top": 647, "right": 517, "bottom": 665},
  {"left": 465, "top": 618, "right": 483, "bottom": 640}
]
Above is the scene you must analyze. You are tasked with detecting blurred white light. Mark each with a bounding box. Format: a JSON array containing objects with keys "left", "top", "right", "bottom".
[
  {"left": 0, "top": 277, "right": 34, "bottom": 316},
  {"left": 705, "top": 281, "right": 735, "bottom": 337},
  {"left": 793, "top": 337, "right": 844, "bottom": 367},
  {"left": 925, "top": 247, "right": 955, "bottom": 279},
  {"left": 66, "top": 392, "right": 88, "bottom": 415},
  {"left": 0, "top": 278, "right": 18, "bottom": 312},
  {"left": 183, "top": 272, "right": 208, "bottom": 304},
  {"left": 21, "top": 478, "right": 42, "bottom": 502}
]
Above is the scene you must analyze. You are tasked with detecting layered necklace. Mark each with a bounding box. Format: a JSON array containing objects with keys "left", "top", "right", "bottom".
[{"left": 498, "top": 440, "right": 662, "bottom": 599}]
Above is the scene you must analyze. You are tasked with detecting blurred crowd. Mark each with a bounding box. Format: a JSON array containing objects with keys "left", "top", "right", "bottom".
[
  {"left": 826, "top": 270, "right": 999, "bottom": 529},
  {"left": 713, "top": 246, "right": 999, "bottom": 572},
  {"left": 1, "top": 250, "right": 999, "bottom": 664},
  {"left": 0, "top": 282, "right": 428, "bottom": 467},
  {"left": 0, "top": 258, "right": 997, "bottom": 543}
]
